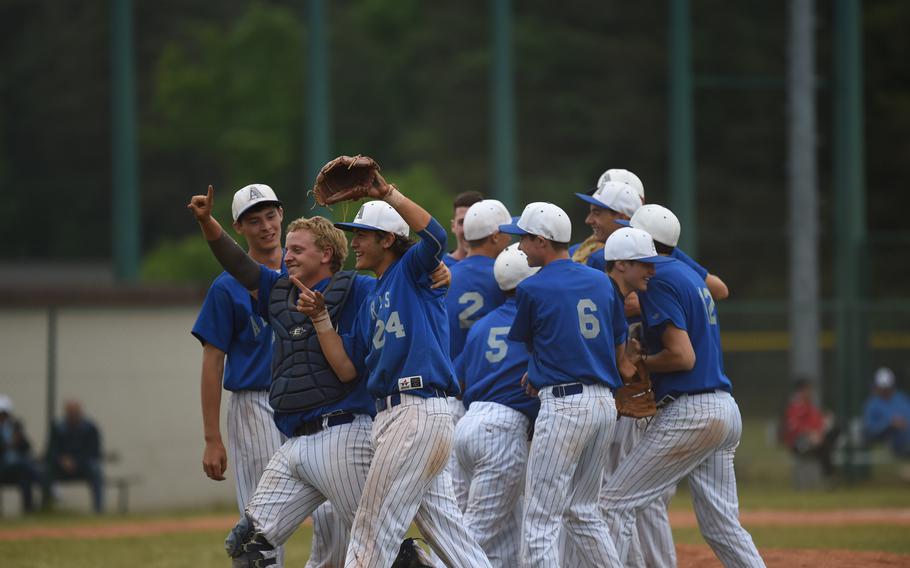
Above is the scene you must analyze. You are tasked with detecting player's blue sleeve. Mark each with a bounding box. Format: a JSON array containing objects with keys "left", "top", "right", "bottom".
[
  {"left": 191, "top": 281, "right": 235, "bottom": 351},
  {"left": 673, "top": 248, "right": 708, "bottom": 280},
  {"left": 611, "top": 290, "right": 629, "bottom": 346},
  {"left": 507, "top": 287, "right": 533, "bottom": 345},
  {"left": 256, "top": 266, "right": 284, "bottom": 320},
  {"left": 642, "top": 280, "right": 688, "bottom": 332},
  {"left": 453, "top": 351, "right": 466, "bottom": 383},
  {"left": 588, "top": 253, "right": 607, "bottom": 273},
  {"left": 407, "top": 217, "right": 448, "bottom": 274}
]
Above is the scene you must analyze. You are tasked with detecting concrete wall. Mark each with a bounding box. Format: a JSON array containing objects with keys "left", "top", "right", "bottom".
[{"left": 0, "top": 306, "right": 238, "bottom": 514}]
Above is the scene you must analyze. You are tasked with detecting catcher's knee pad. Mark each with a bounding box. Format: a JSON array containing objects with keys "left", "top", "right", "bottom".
[{"left": 225, "top": 514, "right": 277, "bottom": 568}]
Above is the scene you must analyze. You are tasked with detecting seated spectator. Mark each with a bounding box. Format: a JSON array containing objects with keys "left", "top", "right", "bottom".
[
  {"left": 43, "top": 400, "right": 104, "bottom": 513},
  {"left": 782, "top": 379, "right": 839, "bottom": 478},
  {"left": 0, "top": 394, "right": 41, "bottom": 512},
  {"left": 863, "top": 367, "right": 910, "bottom": 458}
]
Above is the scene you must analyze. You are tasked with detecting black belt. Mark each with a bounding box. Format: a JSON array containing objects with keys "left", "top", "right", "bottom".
[
  {"left": 293, "top": 412, "right": 356, "bottom": 436},
  {"left": 551, "top": 383, "right": 584, "bottom": 398},
  {"left": 375, "top": 389, "right": 447, "bottom": 413},
  {"left": 656, "top": 388, "right": 720, "bottom": 408}
]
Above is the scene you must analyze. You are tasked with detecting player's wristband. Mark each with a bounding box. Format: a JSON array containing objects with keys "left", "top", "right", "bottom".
[
  {"left": 382, "top": 186, "right": 404, "bottom": 207},
  {"left": 311, "top": 310, "right": 333, "bottom": 333}
]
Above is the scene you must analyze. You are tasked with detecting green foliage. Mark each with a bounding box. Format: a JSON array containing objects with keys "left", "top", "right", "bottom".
[{"left": 141, "top": 235, "right": 224, "bottom": 284}]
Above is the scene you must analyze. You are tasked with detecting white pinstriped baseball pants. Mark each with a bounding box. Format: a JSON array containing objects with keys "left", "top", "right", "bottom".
[
  {"left": 454, "top": 401, "right": 529, "bottom": 568},
  {"left": 522, "top": 383, "right": 621, "bottom": 568},
  {"left": 561, "top": 415, "right": 677, "bottom": 568},
  {"left": 601, "top": 391, "right": 765, "bottom": 568},
  {"left": 344, "top": 394, "right": 492, "bottom": 568},
  {"left": 245, "top": 414, "right": 373, "bottom": 566},
  {"left": 228, "top": 391, "right": 288, "bottom": 565}
]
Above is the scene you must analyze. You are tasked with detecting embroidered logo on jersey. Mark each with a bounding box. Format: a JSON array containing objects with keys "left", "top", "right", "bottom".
[
  {"left": 398, "top": 376, "right": 423, "bottom": 391},
  {"left": 249, "top": 186, "right": 265, "bottom": 200},
  {"left": 290, "top": 326, "right": 305, "bottom": 339}
]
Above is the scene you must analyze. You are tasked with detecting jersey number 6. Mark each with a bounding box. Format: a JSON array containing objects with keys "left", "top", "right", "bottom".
[{"left": 577, "top": 299, "right": 601, "bottom": 339}]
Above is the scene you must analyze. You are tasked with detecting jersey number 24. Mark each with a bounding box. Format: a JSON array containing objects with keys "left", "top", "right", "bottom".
[{"left": 373, "top": 311, "right": 406, "bottom": 349}]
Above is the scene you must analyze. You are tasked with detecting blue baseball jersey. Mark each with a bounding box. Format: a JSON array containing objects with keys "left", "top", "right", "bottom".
[
  {"left": 442, "top": 253, "right": 459, "bottom": 268},
  {"left": 343, "top": 219, "right": 459, "bottom": 398},
  {"left": 445, "top": 255, "right": 506, "bottom": 360},
  {"left": 192, "top": 271, "right": 276, "bottom": 392},
  {"left": 672, "top": 247, "right": 708, "bottom": 280},
  {"left": 258, "top": 268, "right": 377, "bottom": 437},
  {"left": 568, "top": 241, "right": 607, "bottom": 272},
  {"left": 508, "top": 259, "right": 627, "bottom": 390},
  {"left": 638, "top": 259, "right": 732, "bottom": 400},
  {"left": 455, "top": 298, "right": 540, "bottom": 421}
]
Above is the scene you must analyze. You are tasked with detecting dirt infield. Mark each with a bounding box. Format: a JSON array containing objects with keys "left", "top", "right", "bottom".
[
  {"left": 2, "top": 509, "right": 909, "bottom": 566},
  {"left": 676, "top": 544, "right": 910, "bottom": 568}
]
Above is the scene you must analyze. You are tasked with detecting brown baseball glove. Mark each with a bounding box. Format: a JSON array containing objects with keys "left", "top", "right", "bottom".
[
  {"left": 312, "top": 155, "right": 384, "bottom": 206},
  {"left": 615, "top": 361, "right": 657, "bottom": 418}
]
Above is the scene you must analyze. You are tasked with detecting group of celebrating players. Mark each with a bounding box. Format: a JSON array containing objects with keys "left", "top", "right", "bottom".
[{"left": 187, "top": 162, "right": 766, "bottom": 568}]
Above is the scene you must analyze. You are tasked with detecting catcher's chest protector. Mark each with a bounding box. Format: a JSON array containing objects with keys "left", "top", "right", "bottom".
[{"left": 268, "top": 271, "right": 357, "bottom": 413}]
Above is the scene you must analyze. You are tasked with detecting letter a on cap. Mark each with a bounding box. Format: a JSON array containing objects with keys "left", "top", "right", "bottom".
[{"left": 249, "top": 186, "right": 265, "bottom": 200}]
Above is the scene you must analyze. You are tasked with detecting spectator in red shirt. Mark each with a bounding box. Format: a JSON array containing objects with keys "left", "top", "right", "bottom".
[{"left": 782, "top": 379, "right": 839, "bottom": 478}]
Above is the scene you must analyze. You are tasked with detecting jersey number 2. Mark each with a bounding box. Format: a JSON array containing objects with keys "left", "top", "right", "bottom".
[
  {"left": 458, "top": 292, "right": 483, "bottom": 329},
  {"left": 373, "top": 311, "right": 406, "bottom": 349},
  {"left": 577, "top": 299, "right": 601, "bottom": 339}
]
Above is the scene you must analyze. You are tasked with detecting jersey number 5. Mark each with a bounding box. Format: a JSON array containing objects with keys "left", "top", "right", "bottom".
[
  {"left": 577, "top": 299, "right": 601, "bottom": 339},
  {"left": 373, "top": 311, "right": 406, "bottom": 349},
  {"left": 485, "top": 326, "right": 511, "bottom": 363}
]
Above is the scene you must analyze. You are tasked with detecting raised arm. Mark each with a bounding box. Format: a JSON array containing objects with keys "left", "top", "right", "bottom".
[
  {"left": 187, "top": 186, "right": 261, "bottom": 293},
  {"left": 705, "top": 273, "right": 730, "bottom": 301}
]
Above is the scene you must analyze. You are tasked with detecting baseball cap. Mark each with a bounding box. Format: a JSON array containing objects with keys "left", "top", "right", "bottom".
[
  {"left": 464, "top": 199, "right": 512, "bottom": 240},
  {"left": 494, "top": 244, "right": 540, "bottom": 291},
  {"left": 621, "top": 204, "right": 681, "bottom": 248},
  {"left": 499, "top": 202, "right": 572, "bottom": 243},
  {"left": 575, "top": 181, "right": 641, "bottom": 217},
  {"left": 231, "top": 184, "right": 282, "bottom": 222},
  {"left": 0, "top": 394, "right": 12, "bottom": 414},
  {"left": 335, "top": 201, "right": 410, "bottom": 238},
  {"left": 597, "top": 168, "right": 645, "bottom": 200},
  {"left": 874, "top": 367, "right": 896, "bottom": 389},
  {"left": 603, "top": 227, "right": 674, "bottom": 264}
]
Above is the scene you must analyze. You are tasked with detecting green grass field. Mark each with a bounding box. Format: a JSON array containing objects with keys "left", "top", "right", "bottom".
[{"left": 2, "top": 419, "right": 908, "bottom": 567}]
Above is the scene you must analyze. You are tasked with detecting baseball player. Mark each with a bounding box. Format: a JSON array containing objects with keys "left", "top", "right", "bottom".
[
  {"left": 191, "top": 184, "right": 290, "bottom": 563},
  {"left": 569, "top": 179, "right": 642, "bottom": 272},
  {"left": 442, "top": 198, "right": 512, "bottom": 511},
  {"left": 574, "top": 169, "right": 730, "bottom": 300},
  {"left": 601, "top": 204, "right": 765, "bottom": 567},
  {"left": 499, "top": 202, "right": 624, "bottom": 567},
  {"left": 295, "top": 178, "right": 491, "bottom": 568},
  {"left": 452, "top": 243, "right": 540, "bottom": 567},
  {"left": 442, "top": 190, "right": 485, "bottom": 267},
  {"left": 601, "top": 227, "right": 677, "bottom": 568},
  {"left": 189, "top": 188, "right": 378, "bottom": 568}
]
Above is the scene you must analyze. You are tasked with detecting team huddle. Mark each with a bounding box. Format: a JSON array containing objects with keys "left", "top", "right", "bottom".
[{"left": 187, "top": 160, "right": 766, "bottom": 568}]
